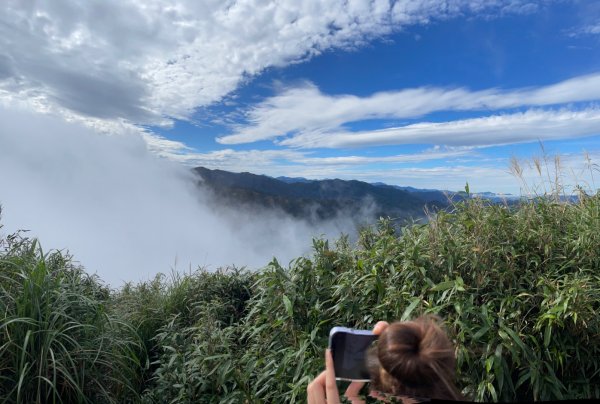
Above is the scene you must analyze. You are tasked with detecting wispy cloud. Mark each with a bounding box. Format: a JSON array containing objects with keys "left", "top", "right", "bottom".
[
  {"left": 218, "top": 73, "right": 600, "bottom": 145},
  {"left": 165, "top": 146, "right": 473, "bottom": 174},
  {"left": 165, "top": 148, "right": 306, "bottom": 169},
  {"left": 567, "top": 20, "right": 600, "bottom": 37},
  {"left": 290, "top": 148, "right": 472, "bottom": 165},
  {"left": 279, "top": 108, "right": 600, "bottom": 148}
]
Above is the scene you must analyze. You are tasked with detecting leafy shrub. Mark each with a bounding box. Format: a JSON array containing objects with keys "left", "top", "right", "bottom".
[
  {"left": 117, "top": 268, "right": 256, "bottom": 402},
  {"left": 142, "top": 195, "right": 600, "bottom": 403}
]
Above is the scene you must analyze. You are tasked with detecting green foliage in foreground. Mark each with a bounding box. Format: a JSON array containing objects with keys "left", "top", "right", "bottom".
[
  {"left": 0, "top": 232, "right": 141, "bottom": 403},
  {"left": 2, "top": 193, "right": 600, "bottom": 403}
]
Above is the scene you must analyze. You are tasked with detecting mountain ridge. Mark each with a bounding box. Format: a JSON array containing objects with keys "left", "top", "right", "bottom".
[{"left": 193, "top": 166, "right": 448, "bottom": 224}]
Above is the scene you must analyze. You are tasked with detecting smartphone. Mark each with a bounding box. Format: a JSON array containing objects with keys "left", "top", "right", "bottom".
[{"left": 328, "top": 327, "right": 378, "bottom": 382}]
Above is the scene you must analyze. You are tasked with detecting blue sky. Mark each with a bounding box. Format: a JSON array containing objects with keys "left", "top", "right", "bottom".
[{"left": 3, "top": 0, "right": 600, "bottom": 194}]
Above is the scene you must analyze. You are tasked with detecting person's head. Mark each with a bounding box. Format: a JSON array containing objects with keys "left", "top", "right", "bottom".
[{"left": 367, "top": 315, "right": 463, "bottom": 401}]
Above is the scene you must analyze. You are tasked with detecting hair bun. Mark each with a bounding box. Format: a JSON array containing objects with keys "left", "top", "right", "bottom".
[
  {"left": 368, "top": 315, "right": 462, "bottom": 400},
  {"left": 377, "top": 316, "right": 453, "bottom": 388}
]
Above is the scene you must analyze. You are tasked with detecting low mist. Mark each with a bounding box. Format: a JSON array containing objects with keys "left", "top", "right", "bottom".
[{"left": 0, "top": 105, "right": 359, "bottom": 287}]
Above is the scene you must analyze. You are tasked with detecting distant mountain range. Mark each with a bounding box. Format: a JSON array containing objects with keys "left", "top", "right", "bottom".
[
  {"left": 278, "top": 175, "right": 520, "bottom": 203},
  {"left": 192, "top": 167, "right": 523, "bottom": 226},
  {"left": 194, "top": 167, "right": 453, "bottom": 226}
]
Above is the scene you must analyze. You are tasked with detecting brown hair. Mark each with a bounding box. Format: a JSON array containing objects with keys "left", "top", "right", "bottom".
[{"left": 367, "top": 315, "right": 463, "bottom": 401}]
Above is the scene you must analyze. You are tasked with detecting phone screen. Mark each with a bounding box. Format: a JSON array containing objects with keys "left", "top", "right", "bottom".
[{"left": 329, "top": 329, "right": 378, "bottom": 381}]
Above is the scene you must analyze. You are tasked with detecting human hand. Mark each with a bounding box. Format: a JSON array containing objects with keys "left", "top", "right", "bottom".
[
  {"left": 307, "top": 349, "right": 342, "bottom": 404},
  {"left": 306, "top": 349, "right": 367, "bottom": 403},
  {"left": 372, "top": 321, "right": 389, "bottom": 336},
  {"left": 307, "top": 321, "right": 390, "bottom": 404}
]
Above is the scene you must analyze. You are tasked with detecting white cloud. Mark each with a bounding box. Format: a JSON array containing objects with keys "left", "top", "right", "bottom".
[
  {"left": 279, "top": 108, "right": 600, "bottom": 148},
  {"left": 162, "top": 146, "right": 473, "bottom": 177},
  {"left": 0, "top": 0, "right": 545, "bottom": 126},
  {"left": 567, "top": 21, "right": 600, "bottom": 37},
  {"left": 218, "top": 73, "right": 600, "bottom": 145},
  {"left": 141, "top": 132, "right": 195, "bottom": 156},
  {"left": 348, "top": 165, "right": 515, "bottom": 192},
  {"left": 0, "top": 104, "right": 358, "bottom": 286},
  {"left": 584, "top": 23, "right": 600, "bottom": 35},
  {"left": 290, "top": 148, "right": 471, "bottom": 165},
  {"left": 167, "top": 148, "right": 306, "bottom": 169}
]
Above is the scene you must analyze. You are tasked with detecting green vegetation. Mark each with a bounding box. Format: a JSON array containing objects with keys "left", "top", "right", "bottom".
[
  {"left": 2, "top": 180, "right": 600, "bottom": 402},
  {"left": 0, "top": 230, "right": 141, "bottom": 403}
]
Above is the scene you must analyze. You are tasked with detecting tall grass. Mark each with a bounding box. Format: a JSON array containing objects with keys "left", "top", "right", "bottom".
[
  {"left": 112, "top": 268, "right": 256, "bottom": 402},
  {"left": 0, "top": 223, "right": 141, "bottom": 403}
]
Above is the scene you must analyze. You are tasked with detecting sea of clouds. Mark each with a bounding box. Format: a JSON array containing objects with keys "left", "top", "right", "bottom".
[{"left": 0, "top": 104, "right": 360, "bottom": 287}]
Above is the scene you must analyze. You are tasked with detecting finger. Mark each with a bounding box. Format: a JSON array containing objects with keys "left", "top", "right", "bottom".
[
  {"left": 307, "top": 386, "right": 325, "bottom": 404},
  {"left": 307, "top": 371, "right": 327, "bottom": 404},
  {"left": 325, "top": 349, "right": 341, "bottom": 403},
  {"left": 344, "top": 381, "right": 365, "bottom": 398},
  {"left": 373, "top": 321, "right": 390, "bottom": 335},
  {"left": 307, "top": 388, "right": 327, "bottom": 404}
]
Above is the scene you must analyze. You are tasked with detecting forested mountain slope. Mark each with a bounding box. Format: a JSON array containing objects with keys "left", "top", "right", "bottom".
[{"left": 193, "top": 166, "right": 449, "bottom": 223}]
